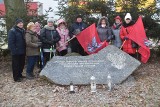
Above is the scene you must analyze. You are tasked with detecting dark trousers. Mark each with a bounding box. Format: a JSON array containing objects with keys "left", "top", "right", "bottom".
[
  {"left": 58, "top": 49, "right": 68, "bottom": 56},
  {"left": 130, "top": 53, "right": 141, "bottom": 60},
  {"left": 12, "top": 54, "right": 25, "bottom": 81},
  {"left": 43, "top": 52, "right": 53, "bottom": 66},
  {"left": 26, "top": 56, "right": 38, "bottom": 75}
]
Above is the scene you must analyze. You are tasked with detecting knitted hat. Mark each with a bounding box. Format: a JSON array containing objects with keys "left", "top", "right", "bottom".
[
  {"left": 15, "top": 18, "right": 23, "bottom": 25},
  {"left": 124, "top": 13, "right": 132, "bottom": 20},
  {"left": 76, "top": 14, "right": 82, "bottom": 19},
  {"left": 114, "top": 16, "right": 122, "bottom": 21},
  {"left": 57, "top": 19, "right": 66, "bottom": 26},
  {"left": 47, "top": 18, "right": 54, "bottom": 23}
]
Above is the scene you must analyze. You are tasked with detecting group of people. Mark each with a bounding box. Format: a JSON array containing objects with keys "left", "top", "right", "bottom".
[
  {"left": 97, "top": 13, "right": 139, "bottom": 58},
  {"left": 8, "top": 13, "right": 139, "bottom": 82}
]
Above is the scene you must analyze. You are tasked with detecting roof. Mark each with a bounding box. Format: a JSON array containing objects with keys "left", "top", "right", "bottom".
[
  {"left": 0, "top": 2, "right": 42, "bottom": 17},
  {"left": 0, "top": 3, "right": 5, "bottom": 16}
]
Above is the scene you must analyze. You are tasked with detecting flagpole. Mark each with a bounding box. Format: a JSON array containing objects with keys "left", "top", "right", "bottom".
[
  {"left": 56, "top": 35, "right": 76, "bottom": 50},
  {"left": 120, "top": 40, "right": 126, "bottom": 50}
]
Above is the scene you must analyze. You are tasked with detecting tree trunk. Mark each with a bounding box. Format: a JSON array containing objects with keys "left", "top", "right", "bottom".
[{"left": 4, "top": 0, "right": 27, "bottom": 31}]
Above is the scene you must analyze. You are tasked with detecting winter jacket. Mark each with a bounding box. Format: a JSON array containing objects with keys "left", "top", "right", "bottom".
[
  {"left": 8, "top": 26, "right": 26, "bottom": 55},
  {"left": 69, "top": 22, "right": 87, "bottom": 38},
  {"left": 112, "top": 23, "right": 122, "bottom": 48},
  {"left": 25, "top": 30, "right": 40, "bottom": 56},
  {"left": 120, "top": 21, "right": 137, "bottom": 54},
  {"left": 97, "top": 16, "right": 113, "bottom": 42},
  {"left": 56, "top": 27, "right": 69, "bottom": 52},
  {"left": 40, "top": 25, "right": 61, "bottom": 49}
]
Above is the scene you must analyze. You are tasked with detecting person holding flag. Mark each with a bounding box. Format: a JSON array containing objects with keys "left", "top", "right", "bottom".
[
  {"left": 97, "top": 16, "right": 114, "bottom": 46},
  {"left": 56, "top": 19, "right": 70, "bottom": 56},
  {"left": 120, "top": 13, "right": 138, "bottom": 58},
  {"left": 69, "top": 15, "right": 87, "bottom": 56},
  {"left": 40, "top": 18, "right": 61, "bottom": 66},
  {"left": 120, "top": 13, "right": 150, "bottom": 63}
]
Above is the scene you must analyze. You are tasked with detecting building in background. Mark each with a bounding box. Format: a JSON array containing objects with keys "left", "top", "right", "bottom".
[
  {"left": 0, "top": 0, "right": 43, "bottom": 17},
  {"left": 0, "top": 0, "right": 43, "bottom": 49},
  {"left": 27, "top": 1, "right": 43, "bottom": 16}
]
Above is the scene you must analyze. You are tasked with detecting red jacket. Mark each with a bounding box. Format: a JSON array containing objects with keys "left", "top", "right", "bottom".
[{"left": 120, "top": 21, "right": 136, "bottom": 54}]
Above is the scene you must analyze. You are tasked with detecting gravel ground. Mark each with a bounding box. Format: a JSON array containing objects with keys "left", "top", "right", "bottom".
[{"left": 0, "top": 56, "right": 160, "bottom": 107}]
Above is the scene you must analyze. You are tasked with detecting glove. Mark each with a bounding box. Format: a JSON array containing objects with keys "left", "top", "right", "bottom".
[{"left": 124, "top": 36, "right": 129, "bottom": 40}]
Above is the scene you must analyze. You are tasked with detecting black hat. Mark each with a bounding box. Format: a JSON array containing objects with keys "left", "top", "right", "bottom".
[
  {"left": 76, "top": 14, "right": 82, "bottom": 19},
  {"left": 15, "top": 18, "right": 23, "bottom": 25}
]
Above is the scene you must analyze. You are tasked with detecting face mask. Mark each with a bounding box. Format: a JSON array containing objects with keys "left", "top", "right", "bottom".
[
  {"left": 101, "top": 24, "right": 106, "bottom": 28},
  {"left": 60, "top": 25, "right": 65, "bottom": 29}
]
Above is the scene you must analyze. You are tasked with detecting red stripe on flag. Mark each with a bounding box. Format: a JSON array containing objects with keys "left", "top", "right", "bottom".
[
  {"left": 127, "top": 16, "right": 150, "bottom": 63},
  {"left": 76, "top": 23, "right": 107, "bottom": 54}
]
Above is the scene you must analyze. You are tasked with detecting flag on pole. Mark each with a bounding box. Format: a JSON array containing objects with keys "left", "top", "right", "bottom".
[
  {"left": 76, "top": 23, "right": 107, "bottom": 54},
  {"left": 127, "top": 16, "right": 150, "bottom": 63}
]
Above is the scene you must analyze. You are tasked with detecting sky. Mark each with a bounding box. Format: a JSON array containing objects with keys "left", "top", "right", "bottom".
[{"left": 35, "top": 0, "right": 59, "bottom": 19}]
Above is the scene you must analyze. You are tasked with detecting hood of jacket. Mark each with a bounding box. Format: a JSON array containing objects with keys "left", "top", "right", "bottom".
[
  {"left": 123, "top": 20, "right": 135, "bottom": 28},
  {"left": 44, "top": 25, "right": 55, "bottom": 30},
  {"left": 97, "top": 16, "right": 110, "bottom": 27}
]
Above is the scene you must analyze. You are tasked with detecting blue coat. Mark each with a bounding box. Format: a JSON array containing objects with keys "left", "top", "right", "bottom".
[{"left": 8, "top": 26, "right": 26, "bottom": 55}]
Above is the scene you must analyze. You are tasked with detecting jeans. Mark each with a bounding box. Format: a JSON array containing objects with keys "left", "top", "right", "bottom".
[
  {"left": 26, "top": 56, "right": 38, "bottom": 75},
  {"left": 12, "top": 54, "right": 25, "bottom": 81}
]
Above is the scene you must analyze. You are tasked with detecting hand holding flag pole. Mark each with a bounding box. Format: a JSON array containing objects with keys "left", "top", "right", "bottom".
[
  {"left": 120, "top": 40, "right": 126, "bottom": 50},
  {"left": 56, "top": 35, "right": 77, "bottom": 50}
]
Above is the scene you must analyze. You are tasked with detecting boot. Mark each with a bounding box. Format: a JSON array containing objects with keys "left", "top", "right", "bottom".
[{"left": 26, "top": 73, "right": 34, "bottom": 80}]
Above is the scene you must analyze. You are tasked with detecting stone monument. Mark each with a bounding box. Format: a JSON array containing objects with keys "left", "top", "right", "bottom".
[{"left": 40, "top": 45, "right": 141, "bottom": 85}]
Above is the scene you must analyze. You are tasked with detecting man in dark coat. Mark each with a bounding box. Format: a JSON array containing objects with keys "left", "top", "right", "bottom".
[
  {"left": 69, "top": 15, "right": 87, "bottom": 56},
  {"left": 8, "top": 18, "right": 26, "bottom": 82},
  {"left": 40, "top": 18, "right": 61, "bottom": 65}
]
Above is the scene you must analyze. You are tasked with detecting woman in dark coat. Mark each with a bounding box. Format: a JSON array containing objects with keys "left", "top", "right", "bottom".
[
  {"left": 97, "top": 16, "right": 114, "bottom": 46},
  {"left": 8, "top": 18, "right": 26, "bottom": 82},
  {"left": 40, "top": 18, "right": 61, "bottom": 65}
]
